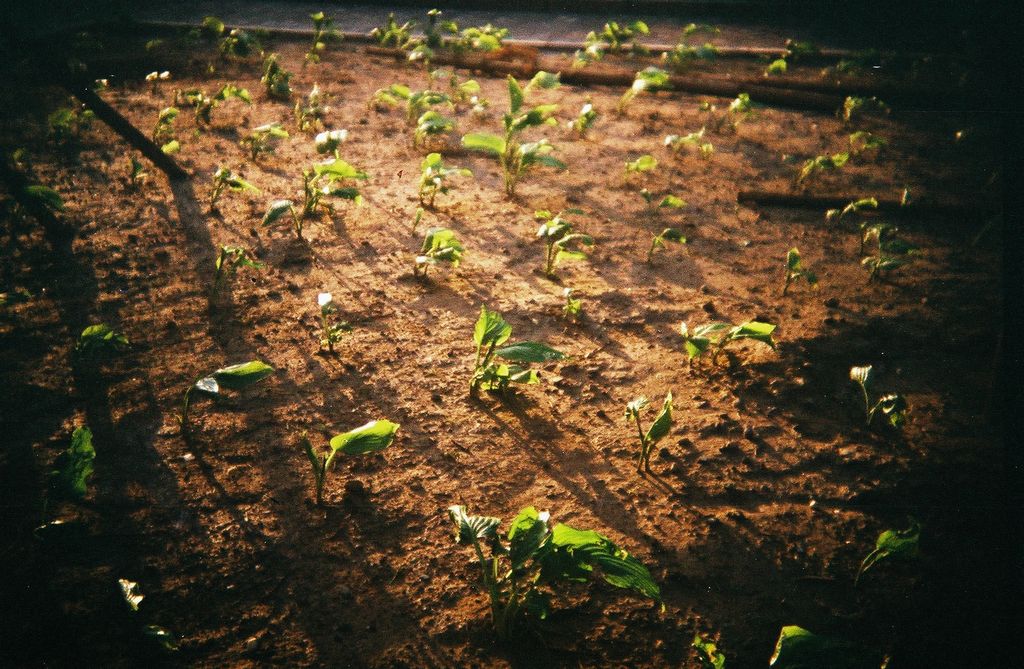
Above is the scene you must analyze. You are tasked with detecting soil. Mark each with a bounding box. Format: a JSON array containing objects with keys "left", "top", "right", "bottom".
[{"left": 0, "top": 27, "right": 1012, "bottom": 669}]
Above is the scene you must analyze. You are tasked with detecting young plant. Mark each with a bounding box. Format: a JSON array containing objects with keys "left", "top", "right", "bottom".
[
  {"left": 418, "top": 152, "right": 472, "bottom": 207},
  {"left": 567, "top": 101, "right": 597, "bottom": 136},
  {"left": 765, "top": 58, "right": 788, "bottom": 75},
  {"left": 370, "top": 84, "right": 452, "bottom": 127},
  {"left": 179, "top": 84, "right": 251, "bottom": 127},
  {"left": 860, "top": 224, "right": 917, "bottom": 281},
  {"left": 414, "top": 227, "right": 464, "bottom": 278},
  {"left": 840, "top": 95, "right": 889, "bottom": 124},
  {"left": 261, "top": 53, "right": 292, "bottom": 100},
  {"left": 640, "top": 190, "right": 687, "bottom": 213},
  {"left": 693, "top": 634, "right": 726, "bottom": 669},
  {"left": 855, "top": 518, "right": 921, "bottom": 586},
  {"left": 76, "top": 324, "right": 129, "bottom": 357},
  {"left": 461, "top": 73, "right": 564, "bottom": 197},
  {"left": 181, "top": 361, "right": 274, "bottom": 436},
  {"left": 295, "top": 84, "right": 330, "bottom": 132},
  {"left": 145, "top": 70, "right": 170, "bottom": 94},
  {"left": 536, "top": 209, "right": 593, "bottom": 278},
  {"left": 625, "top": 392, "right": 673, "bottom": 472},
  {"left": 263, "top": 160, "right": 368, "bottom": 236},
  {"left": 665, "top": 127, "right": 714, "bottom": 159},
  {"left": 261, "top": 199, "right": 302, "bottom": 238},
  {"left": 241, "top": 122, "right": 289, "bottom": 160},
  {"left": 625, "top": 154, "right": 658, "bottom": 178},
  {"left": 209, "top": 167, "right": 259, "bottom": 210},
  {"left": 662, "top": 24, "right": 720, "bottom": 71},
  {"left": 152, "top": 107, "right": 179, "bottom": 153},
  {"left": 770, "top": 626, "right": 882, "bottom": 668},
  {"left": 49, "top": 426, "right": 95, "bottom": 500},
  {"left": 848, "top": 130, "right": 887, "bottom": 156},
  {"left": 562, "top": 288, "right": 582, "bottom": 322},
  {"left": 126, "top": 155, "right": 148, "bottom": 189},
  {"left": 212, "top": 245, "right": 262, "bottom": 295},
  {"left": 371, "top": 12, "right": 416, "bottom": 48},
  {"left": 470, "top": 305, "right": 565, "bottom": 395},
  {"left": 782, "top": 248, "right": 817, "bottom": 295},
  {"left": 220, "top": 28, "right": 260, "bottom": 59},
  {"left": 647, "top": 228, "right": 687, "bottom": 263},
  {"left": 302, "top": 420, "right": 400, "bottom": 505},
  {"left": 447, "top": 504, "right": 661, "bottom": 639},
  {"left": 305, "top": 11, "right": 342, "bottom": 65},
  {"left": 314, "top": 129, "right": 348, "bottom": 157},
  {"left": 618, "top": 67, "right": 671, "bottom": 114},
  {"left": 573, "top": 20, "right": 649, "bottom": 67},
  {"left": 796, "top": 152, "right": 849, "bottom": 186},
  {"left": 413, "top": 110, "right": 456, "bottom": 148},
  {"left": 317, "top": 292, "right": 351, "bottom": 353},
  {"left": 48, "top": 105, "right": 95, "bottom": 148},
  {"left": 825, "top": 197, "right": 877, "bottom": 225},
  {"left": 849, "top": 365, "right": 908, "bottom": 428},
  {"left": 422, "top": 8, "right": 459, "bottom": 49},
  {"left": 454, "top": 23, "right": 508, "bottom": 52},
  {"left": 681, "top": 320, "right": 777, "bottom": 364}
]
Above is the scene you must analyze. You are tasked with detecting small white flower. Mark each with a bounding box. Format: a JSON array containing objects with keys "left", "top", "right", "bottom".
[{"left": 318, "top": 292, "right": 333, "bottom": 307}]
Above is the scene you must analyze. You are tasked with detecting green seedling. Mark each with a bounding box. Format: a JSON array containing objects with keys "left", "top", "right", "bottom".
[
  {"left": 262, "top": 200, "right": 301, "bottom": 237},
  {"left": 200, "top": 15, "right": 226, "bottom": 38},
  {"left": 261, "top": 53, "right": 292, "bottom": 100},
  {"left": 770, "top": 626, "right": 883, "bottom": 668},
  {"left": 849, "top": 365, "right": 908, "bottom": 428},
  {"left": 220, "top": 28, "right": 260, "bottom": 59},
  {"left": 470, "top": 305, "right": 565, "bottom": 395},
  {"left": 371, "top": 13, "right": 416, "bottom": 48},
  {"left": 860, "top": 224, "right": 916, "bottom": 281},
  {"left": 241, "top": 122, "right": 289, "bottom": 160},
  {"left": 77, "top": 323, "right": 129, "bottom": 357},
  {"left": 177, "top": 84, "right": 249, "bottom": 128},
  {"left": 765, "top": 58, "right": 788, "bottom": 75},
  {"left": 783, "top": 248, "right": 817, "bottom": 295},
  {"left": 418, "top": 152, "right": 472, "bottom": 207},
  {"left": 462, "top": 73, "right": 564, "bottom": 197},
  {"left": 662, "top": 23, "right": 719, "bottom": 71},
  {"left": 840, "top": 95, "right": 889, "bottom": 124},
  {"left": 209, "top": 167, "right": 259, "bottom": 210},
  {"left": 855, "top": 518, "right": 921, "bottom": 586},
  {"left": 536, "top": 209, "right": 593, "bottom": 278},
  {"left": 423, "top": 8, "right": 459, "bottom": 50},
  {"left": 825, "top": 197, "right": 877, "bottom": 225},
  {"left": 411, "top": 207, "right": 424, "bottom": 233},
  {"left": 693, "top": 634, "right": 727, "bottom": 669},
  {"left": 307, "top": 157, "right": 367, "bottom": 213},
  {"left": 315, "top": 129, "right": 348, "bottom": 157},
  {"left": 797, "top": 152, "right": 849, "bottom": 186},
  {"left": 665, "top": 127, "right": 714, "bottom": 159},
  {"left": 785, "top": 39, "right": 820, "bottom": 61},
  {"left": 152, "top": 107, "right": 179, "bottom": 153},
  {"left": 625, "top": 154, "right": 658, "bottom": 178},
  {"left": 317, "top": 292, "right": 351, "bottom": 352},
  {"left": 848, "top": 131, "right": 886, "bottom": 156},
  {"left": 48, "top": 104, "right": 95, "bottom": 149},
  {"left": 681, "top": 320, "right": 777, "bottom": 364},
  {"left": 625, "top": 392, "right": 673, "bottom": 472},
  {"left": 454, "top": 23, "right": 508, "bottom": 52},
  {"left": 562, "top": 288, "right": 582, "bottom": 322},
  {"left": 295, "top": 84, "right": 330, "bottom": 132},
  {"left": 119, "top": 578, "right": 144, "bottom": 612},
  {"left": 49, "top": 426, "right": 94, "bottom": 500},
  {"left": 145, "top": 70, "right": 170, "bottom": 94},
  {"left": 439, "top": 72, "right": 483, "bottom": 108},
  {"left": 414, "top": 227, "right": 464, "bottom": 278},
  {"left": 305, "top": 11, "right": 342, "bottom": 65},
  {"left": 142, "top": 625, "right": 180, "bottom": 653},
  {"left": 618, "top": 67, "right": 671, "bottom": 113},
  {"left": 212, "top": 245, "right": 262, "bottom": 294},
  {"left": 573, "top": 20, "right": 649, "bottom": 67},
  {"left": 371, "top": 84, "right": 452, "bottom": 126},
  {"left": 126, "top": 155, "right": 148, "bottom": 189},
  {"left": 303, "top": 420, "right": 400, "bottom": 505},
  {"left": 567, "top": 101, "right": 597, "bottom": 136},
  {"left": 7, "top": 184, "right": 64, "bottom": 226},
  {"left": 448, "top": 504, "right": 661, "bottom": 639},
  {"left": 181, "top": 360, "right": 274, "bottom": 436},
  {"left": 414, "top": 110, "right": 456, "bottom": 147},
  {"left": 640, "top": 190, "right": 687, "bottom": 212},
  {"left": 647, "top": 228, "right": 686, "bottom": 263}
]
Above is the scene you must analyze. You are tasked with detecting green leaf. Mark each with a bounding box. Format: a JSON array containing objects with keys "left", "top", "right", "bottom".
[
  {"left": 526, "top": 71, "right": 561, "bottom": 91},
  {"left": 644, "top": 392, "right": 673, "bottom": 444},
  {"left": 728, "top": 321, "right": 777, "bottom": 348},
  {"left": 693, "top": 634, "right": 727, "bottom": 669},
  {"left": 474, "top": 305, "right": 512, "bottom": 349},
  {"left": 495, "top": 342, "right": 566, "bottom": 363},
  {"left": 660, "top": 228, "right": 686, "bottom": 243},
  {"left": 543, "top": 523, "right": 661, "bottom": 602},
  {"left": 118, "top": 578, "right": 144, "bottom": 612},
  {"left": 161, "top": 140, "right": 180, "bottom": 154},
  {"left": 626, "top": 154, "right": 658, "bottom": 173},
  {"left": 24, "top": 185, "right": 64, "bottom": 211},
  {"left": 142, "top": 625, "right": 179, "bottom": 652},
  {"left": 449, "top": 505, "right": 501, "bottom": 544},
  {"left": 508, "top": 506, "right": 551, "bottom": 569},
  {"left": 314, "top": 158, "right": 368, "bottom": 181},
  {"left": 856, "top": 518, "right": 919, "bottom": 584},
  {"left": 77, "top": 323, "right": 129, "bottom": 354},
  {"left": 849, "top": 365, "right": 873, "bottom": 388},
  {"left": 50, "top": 426, "right": 95, "bottom": 500},
  {"left": 507, "top": 75, "right": 524, "bottom": 114},
  {"left": 769, "top": 625, "right": 879, "bottom": 669},
  {"left": 462, "top": 132, "right": 506, "bottom": 156},
  {"left": 209, "top": 360, "right": 274, "bottom": 391},
  {"left": 659, "top": 195, "right": 687, "bottom": 209},
  {"left": 262, "top": 199, "right": 294, "bottom": 227},
  {"left": 329, "top": 419, "right": 400, "bottom": 455}
]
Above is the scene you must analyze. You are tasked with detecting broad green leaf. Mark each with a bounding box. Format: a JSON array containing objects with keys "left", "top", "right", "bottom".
[
  {"left": 262, "top": 199, "right": 294, "bottom": 227},
  {"left": 728, "top": 321, "right": 776, "bottom": 348},
  {"left": 545, "top": 523, "right": 661, "bottom": 602},
  {"left": 507, "top": 75, "right": 524, "bottom": 114},
  {"left": 210, "top": 360, "right": 274, "bottom": 390},
  {"left": 508, "top": 366, "right": 540, "bottom": 385},
  {"left": 495, "top": 341, "right": 566, "bottom": 363},
  {"left": 527, "top": 71, "right": 561, "bottom": 91},
  {"left": 693, "top": 634, "right": 726, "bottom": 669},
  {"left": 461, "top": 132, "right": 506, "bottom": 156},
  {"left": 50, "top": 426, "right": 95, "bottom": 500},
  {"left": 876, "top": 393, "right": 908, "bottom": 427},
  {"left": 201, "top": 16, "right": 225, "bottom": 37},
  {"left": 849, "top": 365, "right": 873, "bottom": 387},
  {"left": 119, "top": 578, "right": 144, "bottom": 612},
  {"left": 769, "top": 625, "right": 879, "bottom": 669},
  {"left": 314, "top": 158, "right": 367, "bottom": 180},
  {"left": 856, "top": 518, "right": 919, "bottom": 584},
  {"left": 474, "top": 305, "right": 512, "bottom": 348},
  {"left": 161, "top": 140, "right": 180, "bottom": 154},
  {"left": 659, "top": 195, "right": 687, "bottom": 209},
  {"left": 24, "top": 185, "right": 64, "bottom": 211},
  {"left": 508, "top": 506, "right": 550, "bottom": 569},
  {"left": 329, "top": 419, "right": 400, "bottom": 455},
  {"left": 645, "top": 392, "right": 673, "bottom": 444},
  {"left": 449, "top": 505, "right": 501, "bottom": 544},
  {"left": 626, "top": 154, "right": 658, "bottom": 173},
  {"left": 78, "top": 323, "right": 129, "bottom": 353}
]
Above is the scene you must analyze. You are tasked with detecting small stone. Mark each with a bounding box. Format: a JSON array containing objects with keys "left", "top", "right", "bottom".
[
  {"left": 702, "top": 301, "right": 716, "bottom": 314},
  {"left": 824, "top": 297, "right": 840, "bottom": 308}
]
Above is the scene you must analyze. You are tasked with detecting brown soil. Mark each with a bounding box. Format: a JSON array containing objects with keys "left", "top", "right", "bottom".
[{"left": 0, "top": 28, "right": 1011, "bottom": 669}]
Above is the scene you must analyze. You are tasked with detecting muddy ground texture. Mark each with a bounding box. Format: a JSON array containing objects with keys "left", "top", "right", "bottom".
[{"left": 0, "top": 25, "right": 1012, "bottom": 669}]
